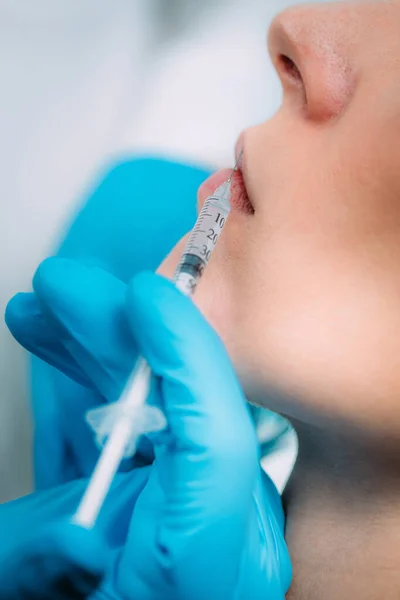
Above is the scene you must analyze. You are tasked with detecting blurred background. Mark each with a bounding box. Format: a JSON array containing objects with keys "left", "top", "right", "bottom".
[{"left": 1, "top": 0, "right": 309, "bottom": 502}]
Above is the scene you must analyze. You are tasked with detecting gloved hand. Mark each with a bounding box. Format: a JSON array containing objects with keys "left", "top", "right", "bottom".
[
  {"left": 31, "top": 158, "right": 210, "bottom": 488},
  {"left": 6, "top": 258, "right": 292, "bottom": 599},
  {"left": 0, "top": 518, "right": 108, "bottom": 599}
]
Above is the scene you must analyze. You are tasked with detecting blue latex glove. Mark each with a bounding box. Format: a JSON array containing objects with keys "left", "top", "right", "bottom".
[
  {"left": 31, "top": 158, "right": 210, "bottom": 488},
  {"left": 6, "top": 258, "right": 292, "bottom": 599},
  {"left": 0, "top": 518, "right": 108, "bottom": 599}
]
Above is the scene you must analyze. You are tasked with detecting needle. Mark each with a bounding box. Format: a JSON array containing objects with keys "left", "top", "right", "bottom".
[{"left": 227, "top": 150, "right": 243, "bottom": 183}]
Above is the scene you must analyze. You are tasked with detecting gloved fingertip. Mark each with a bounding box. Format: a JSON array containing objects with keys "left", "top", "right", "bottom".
[
  {"left": 126, "top": 271, "right": 194, "bottom": 362},
  {"left": 5, "top": 291, "right": 63, "bottom": 354},
  {"left": 126, "top": 271, "right": 206, "bottom": 344},
  {"left": 126, "top": 271, "right": 233, "bottom": 389},
  {"left": 33, "top": 256, "right": 127, "bottom": 326},
  {"left": 33, "top": 256, "right": 77, "bottom": 301},
  {"left": 127, "top": 271, "right": 181, "bottom": 310},
  {"left": 5, "top": 292, "right": 37, "bottom": 335}
]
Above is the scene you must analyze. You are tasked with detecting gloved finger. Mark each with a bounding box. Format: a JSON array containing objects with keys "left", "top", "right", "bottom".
[
  {"left": 9, "top": 257, "right": 138, "bottom": 403},
  {"left": 120, "top": 272, "right": 259, "bottom": 598},
  {"left": 0, "top": 522, "right": 108, "bottom": 599},
  {"left": 7, "top": 287, "right": 147, "bottom": 480},
  {"left": 6, "top": 293, "right": 93, "bottom": 389},
  {"left": 33, "top": 258, "right": 135, "bottom": 403},
  {"left": 7, "top": 259, "right": 155, "bottom": 475}
]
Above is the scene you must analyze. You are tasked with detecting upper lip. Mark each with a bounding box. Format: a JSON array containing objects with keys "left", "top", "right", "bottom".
[
  {"left": 196, "top": 148, "right": 254, "bottom": 214},
  {"left": 237, "top": 145, "right": 255, "bottom": 210}
]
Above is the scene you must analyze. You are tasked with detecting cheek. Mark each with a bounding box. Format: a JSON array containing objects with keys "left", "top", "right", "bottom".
[
  {"left": 228, "top": 214, "right": 400, "bottom": 442},
  {"left": 193, "top": 217, "right": 271, "bottom": 365},
  {"left": 195, "top": 215, "right": 262, "bottom": 334}
]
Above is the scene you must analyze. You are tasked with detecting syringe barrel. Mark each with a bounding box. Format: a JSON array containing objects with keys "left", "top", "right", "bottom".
[{"left": 174, "top": 183, "right": 231, "bottom": 296}]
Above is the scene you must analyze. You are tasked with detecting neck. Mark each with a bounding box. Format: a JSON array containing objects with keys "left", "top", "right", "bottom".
[{"left": 283, "top": 419, "right": 400, "bottom": 600}]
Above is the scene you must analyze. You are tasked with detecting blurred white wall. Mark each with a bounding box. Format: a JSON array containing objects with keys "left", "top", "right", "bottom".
[{"left": 1, "top": 0, "right": 312, "bottom": 501}]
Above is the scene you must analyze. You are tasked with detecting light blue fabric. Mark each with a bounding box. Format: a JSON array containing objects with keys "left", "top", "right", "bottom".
[{"left": 6, "top": 261, "right": 292, "bottom": 598}]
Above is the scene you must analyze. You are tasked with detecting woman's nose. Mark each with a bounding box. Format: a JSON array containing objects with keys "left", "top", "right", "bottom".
[{"left": 268, "top": 3, "right": 357, "bottom": 120}]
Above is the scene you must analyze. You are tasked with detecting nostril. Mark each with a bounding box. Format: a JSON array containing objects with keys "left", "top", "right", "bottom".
[
  {"left": 269, "top": 7, "right": 355, "bottom": 120},
  {"left": 278, "top": 54, "right": 303, "bottom": 86}
]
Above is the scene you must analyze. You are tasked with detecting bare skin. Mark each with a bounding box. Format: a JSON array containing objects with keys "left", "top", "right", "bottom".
[{"left": 160, "top": 1, "right": 400, "bottom": 597}]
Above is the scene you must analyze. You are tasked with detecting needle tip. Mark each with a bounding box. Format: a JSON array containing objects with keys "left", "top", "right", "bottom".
[{"left": 227, "top": 150, "right": 243, "bottom": 183}]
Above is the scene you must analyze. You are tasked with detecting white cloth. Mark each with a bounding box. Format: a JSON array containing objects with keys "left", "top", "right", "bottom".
[{"left": 1, "top": 0, "right": 304, "bottom": 501}]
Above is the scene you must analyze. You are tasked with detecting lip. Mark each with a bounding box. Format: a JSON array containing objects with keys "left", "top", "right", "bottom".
[
  {"left": 197, "top": 164, "right": 254, "bottom": 215},
  {"left": 229, "top": 169, "right": 254, "bottom": 215}
]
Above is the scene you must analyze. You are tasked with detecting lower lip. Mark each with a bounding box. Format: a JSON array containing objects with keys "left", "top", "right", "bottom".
[
  {"left": 229, "top": 170, "right": 254, "bottom": 215},
  {"left": 197, "top": 169, "right": 254, "bottom": 215}
]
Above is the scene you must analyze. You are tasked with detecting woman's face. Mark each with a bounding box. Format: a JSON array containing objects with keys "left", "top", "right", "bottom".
[{"left": 161, "top": 0, "right": 400, "bottom": 443}]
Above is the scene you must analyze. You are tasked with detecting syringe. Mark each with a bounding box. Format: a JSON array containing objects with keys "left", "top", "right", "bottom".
[{"left": 74, "top": 156, "right": 240, "bottom": 528}]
